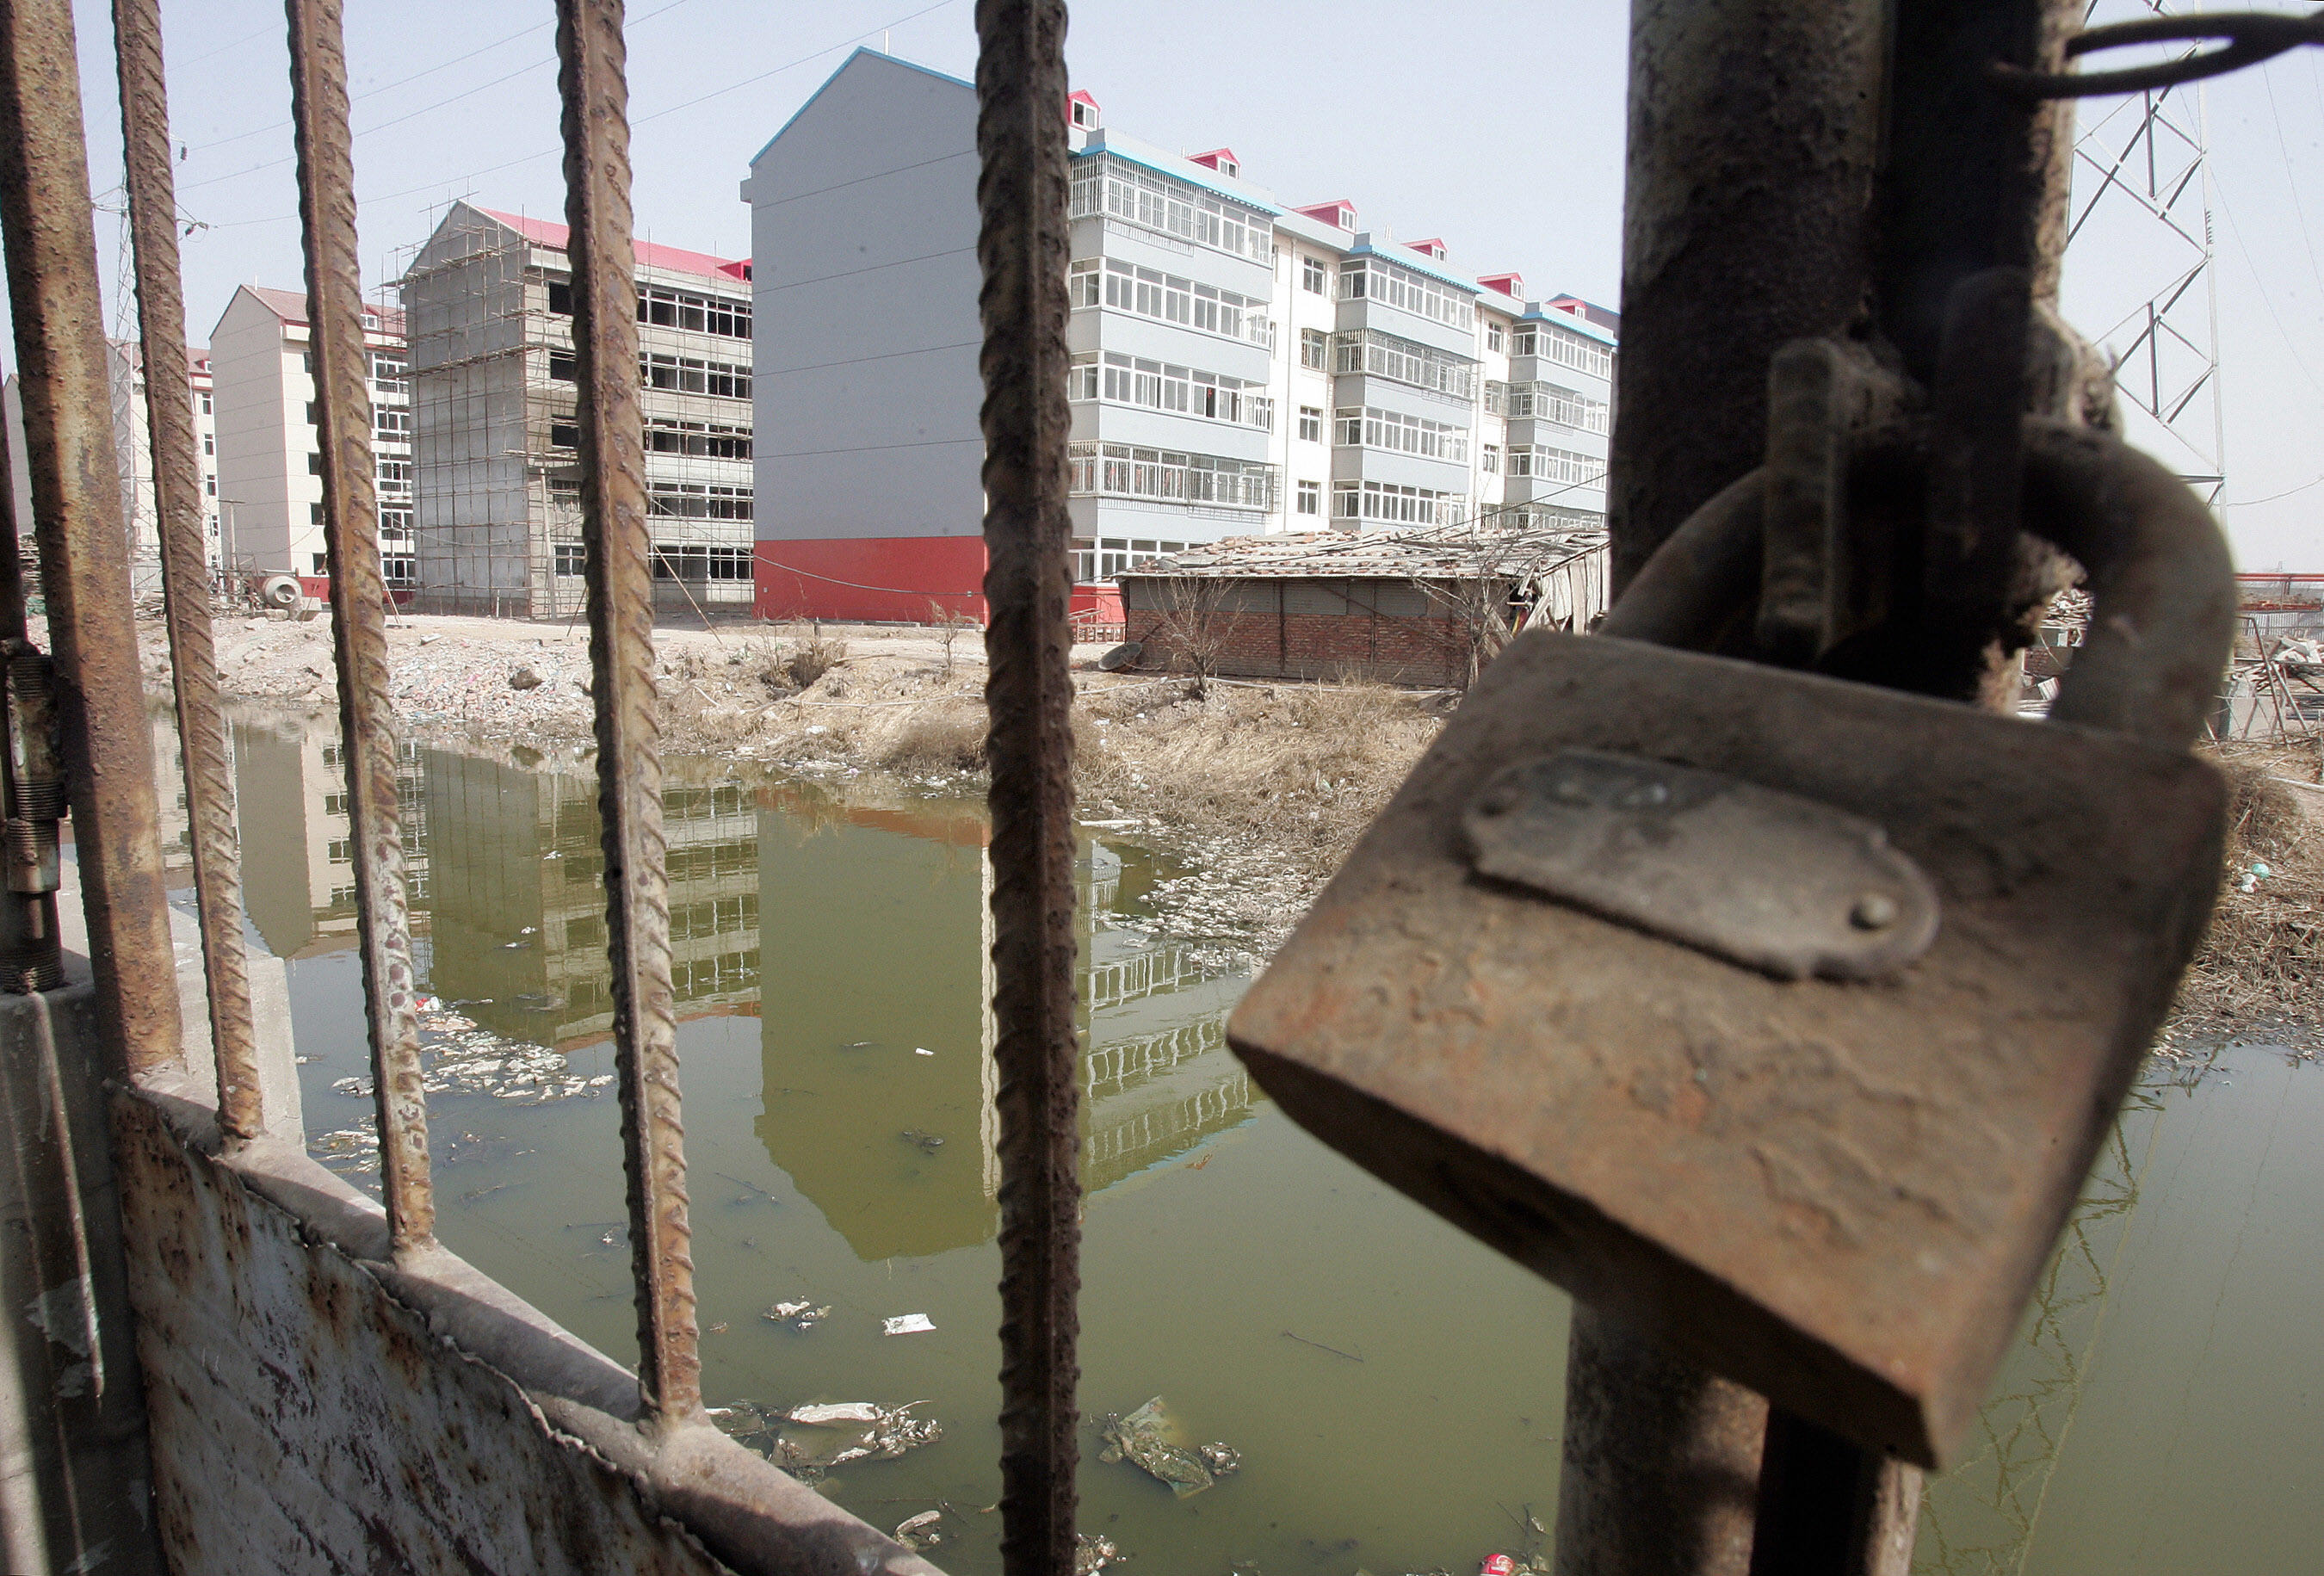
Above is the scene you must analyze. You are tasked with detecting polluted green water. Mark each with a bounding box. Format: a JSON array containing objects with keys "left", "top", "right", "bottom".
[{"left": 191, "top": 709, "right": 2321, "bottom": 1575}]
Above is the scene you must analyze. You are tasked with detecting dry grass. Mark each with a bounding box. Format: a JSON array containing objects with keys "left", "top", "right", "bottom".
[{"left": 2172, "top": 743, "right": 2324, "bottom": 1048}]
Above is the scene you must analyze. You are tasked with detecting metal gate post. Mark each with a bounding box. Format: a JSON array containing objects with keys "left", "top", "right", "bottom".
[
  {"left": 973, "top": 1, "right": 1082, "bottom": 1570},
  {"left": 1566, "top": 2, "right": 2080, "bottom": 1573},
  {"left": 113, "top": 0, "right": 265, "bottom": 1143},
  {"left": 0, "top": 0, "right": 182, "bottom": 1076},
  {"left": 1558, "top": 3, "right": 1891, "bottom": 1573}
]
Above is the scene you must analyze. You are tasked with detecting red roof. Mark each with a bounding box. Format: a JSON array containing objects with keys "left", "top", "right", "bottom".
[
  {"left": 240, "top": 285, "right": 406, "bottom": 337},
  {"left": 478, "top": 207, "right": 750, "bottom": 282},
  {"left": 1477, "top": 272, "right": 1524, "bottom": 298}
]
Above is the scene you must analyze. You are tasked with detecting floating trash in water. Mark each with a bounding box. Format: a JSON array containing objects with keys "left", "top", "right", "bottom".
[
  {"left": 899, "top": 1128, "right": 945, "bottom": 1154},
  {"left": 331, "top": 1075, "right": 373, "bottom": 1098},
  {"left": 763, "top": 1300, "right": 830, "bottom": 1331},
  {"left": 883, "top": 1313, "right": 936, "bottom": 1336},
  {"left": 1075, "top": 1532, "right": 1121, "bottom": 1574},
  {"left": 893, "top": 1510, "right": 943, "bottom": 1550},
  {"left": 709, "top": 1399, "right": 945, "bottom": 1483},
  {"left": 913, "top": 1047, "right": 935, "bottom": 1057},
  {"left": 1097, "top": 1395, "right": 1231, "bottom": 1499}
]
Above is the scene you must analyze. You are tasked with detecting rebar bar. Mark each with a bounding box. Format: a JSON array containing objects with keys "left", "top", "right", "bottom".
[
  {"left": 114, "top": 0, "right": 263, "bottom": 1142},
  {"left": 287, "top": 0, "right": 433, "bottom": 1255},
  {"left": 973, "top": 1, "right": 1080, "bottom": 1569},
  {"left": 0, "top": 0, "right": 180, "bottom": 1073},
  {"left": 555, "top": 0, "right": 700, "bottom": 1424}
]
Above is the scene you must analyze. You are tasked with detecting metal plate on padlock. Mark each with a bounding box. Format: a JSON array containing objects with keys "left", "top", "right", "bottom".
[
  {"left": 1227, "top": 631, "right": 2224, "bottom": 1468},
  {"left": 1462, "top": 750, "right": 1940, "bottom": 980}
]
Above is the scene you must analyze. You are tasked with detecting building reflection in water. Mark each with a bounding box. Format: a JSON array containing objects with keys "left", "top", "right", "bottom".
[
  {"left": 751, "top": 783, "right": 1253, "bottom": 1263},
  {"left": 203, "top": 711, "right": 1251, "bottom": 1262}
]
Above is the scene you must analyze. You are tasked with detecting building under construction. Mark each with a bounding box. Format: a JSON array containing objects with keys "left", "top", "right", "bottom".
[{"left": 399, "top": 201, "right": 755, "bottom": 618}]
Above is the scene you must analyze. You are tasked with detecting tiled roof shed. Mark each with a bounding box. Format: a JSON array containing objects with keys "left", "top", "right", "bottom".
[{"left": 1117, "top": 525, "right": 1609, "bottom": 688}]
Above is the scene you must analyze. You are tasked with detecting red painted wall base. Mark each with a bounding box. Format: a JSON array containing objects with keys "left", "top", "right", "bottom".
[{"left": 753, "top": 537, "right": 1123, "bottom": 631}]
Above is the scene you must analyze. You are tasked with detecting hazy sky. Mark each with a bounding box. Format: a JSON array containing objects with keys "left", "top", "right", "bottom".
[{"left": 41, "top": 0, "right": 2324, "bottom": 569}]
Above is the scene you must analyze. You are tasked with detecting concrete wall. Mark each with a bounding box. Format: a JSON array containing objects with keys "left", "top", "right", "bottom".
[
  {"left": 209, "top": 290, "right": 314, "bottom": 578},
  {"left": 1122, "top": 573, "right": 1484, "bottom": 686}
]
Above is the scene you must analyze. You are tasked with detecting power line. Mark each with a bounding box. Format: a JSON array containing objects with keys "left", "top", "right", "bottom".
[{"left": 2224, "top": 473, "right": 2324, "bottom": 509}]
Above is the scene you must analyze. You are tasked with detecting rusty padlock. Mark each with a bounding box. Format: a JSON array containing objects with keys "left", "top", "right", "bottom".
[{"left": 1227, "top": 417, "right": 2234, "bottom": 1468}]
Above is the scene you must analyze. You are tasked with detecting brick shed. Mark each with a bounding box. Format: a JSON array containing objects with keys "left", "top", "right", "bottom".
[{"left": 1118, "top": 524, "right": 1609, "bottom": 688}]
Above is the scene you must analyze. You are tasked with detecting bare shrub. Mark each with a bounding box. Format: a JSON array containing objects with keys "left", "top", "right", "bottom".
[
  {"left": 785, "top": 622, "right": 848, "bottom": 688},
  {"left": 1147, "top": 575, "right": 1237, "bottom": 697},
  {"left": 930, "top": 601, "right": 981, "bottom": 680}
]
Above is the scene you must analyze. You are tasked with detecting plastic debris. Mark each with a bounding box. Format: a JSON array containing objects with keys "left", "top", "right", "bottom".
[
  {"left": 763, "top": 1300, "right": 831, "bottom": 1331},
  {"left": 788, "top": 1401, "right": 885, "bottom": 1427},
  {"left": 708, "top": 1399, "right": 943, "bottom": 1485},
  {"left": 883, "top": 1313, "right": 936, "bottom": 1336},
  {"left": 1197, "top": 1441, "right": 1243, "bottom": 1477},
  {"left": 1097, "top": 1395, "right": 1228, "bottom": 1499},
  {"left": 900, "top": 1128, "right": 945, "bottom": 1154},
  {"left": 913, "top": 1047, "right": 936, "bottom": 1056},
  {"left": 894, "top": 1510, "right": 943, "bottom": 1550},
  {"left": 1075, "top": 1532, "right": 1122, "bottom": 1574}
]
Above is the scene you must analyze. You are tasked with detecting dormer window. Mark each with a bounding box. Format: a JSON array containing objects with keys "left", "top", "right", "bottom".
[
  {"left": 1216, "top": 157, "right": 1238, "bottom": 177},
  {"left": 1067, "top": 90, "right": 1101, "bottom": 131}
]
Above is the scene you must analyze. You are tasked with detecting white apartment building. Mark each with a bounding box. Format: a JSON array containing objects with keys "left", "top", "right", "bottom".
[
  {"left": 208, "top": 286, "right": 411, "bottom": 593},
  {"left": 6, "top": 344, "right": 220, "bottom": 570},
  {"left": 745, "top": 48, "right": 1615, "bottom": 622},
  {"left": 399, "top": 202, "right": 756, "bottom": 619}
]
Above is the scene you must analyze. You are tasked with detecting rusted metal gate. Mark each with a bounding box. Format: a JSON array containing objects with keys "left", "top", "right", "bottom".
[{"left": 0, "top": 0, "right": 2302, "bottom": 1573}]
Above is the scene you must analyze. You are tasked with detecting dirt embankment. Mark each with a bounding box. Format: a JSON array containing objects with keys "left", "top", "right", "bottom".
[{"left": 140, "top": 610, "right": 2321, "bottom": 1040}]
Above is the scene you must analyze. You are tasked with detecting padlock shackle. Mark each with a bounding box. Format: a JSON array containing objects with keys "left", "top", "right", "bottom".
[
  {"left": 2021, "top": 417, "right": 2237, "bottom": 749},
  {"left": 1600, "top": 422, "right": 2236, "bottom": 751}
]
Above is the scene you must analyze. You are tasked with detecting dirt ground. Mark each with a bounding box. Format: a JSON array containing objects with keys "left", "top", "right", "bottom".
[{"left": 134, "top": 609, "right": 2321, "bottom": 1041}]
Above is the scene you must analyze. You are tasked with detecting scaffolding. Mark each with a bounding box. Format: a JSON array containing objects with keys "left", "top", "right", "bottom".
[{"left": 396, "top": 204, "right": 757, "bottom": 621}]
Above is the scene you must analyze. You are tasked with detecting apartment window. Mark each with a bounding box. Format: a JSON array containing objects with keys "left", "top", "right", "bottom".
[
  {"left": 306, "top": 400, "right": 319, "bottom": 426},
  {"left": 1505, "top": 444, "right": 1604, "bottom": 485},
  {"left": 1066, "top": 153, "right": 1273, "bottom": 263},
  {"left": 1091, "top": 352, "right": 1271, "bottom": 430},
  {"left": 1333, "top": 478, "right": 1463, "bottom": 525},
  {"left": 1298, "top": 405, "right": 1321, "bottom": 442},
  {"left": 1482, "top": 444, "right": 1500, "bottom": 474},
  {"left": 547, "top": 281, "right": 573, "bottom": 315},
  {"left": 652, "top": 544, "right": 754, "bottom": 582},
  {"left": 640, "top": 351, "right": 751, "bottom": 399},
  {"left": 554, "top": 543, "right": 586, "bottom": 577},
  {"left": 379, "top": 507, "right": 412, "bottom": 541},
  {"left": 1088, "top": 535, "right": 1191, "bottom": 581},
  {"left": 1069, "top": 353, "right": 1098, "bottom": 402},
  {"left": 1501, "top": 379, "right": 1610, "bottom": 434},
  {"left": 1487, "top": 323, "right": 1505, "bottom": 354},
  {"left": 377, "top": 460, "right": 412, "bottom": 489},
  {"left": 1085, "top": 257, "right": 1270, "bottom": 347},
  {"left": 1296, "top": 479, "right": 1321, "bottom": 516},
  {"left": 645, "top": 418, "right": 751, "bottom": 459},
  {"left": 1301, "top": 256, "right": 1329, "bottom": 296},
  {"left": 198, "top": 392, "right": 213, "bottom": 415},
  {"left": 646, "top": 482, "right": 753, "bottom": 521},
  {"left": 201, "top": 431, "right": 214, "bottom": 455},
  {"left": 326, "top": 838, "right": 352, "bottom": 864},
  {"left": 639, "top": 286, "right": 751, "bottom": 340},
  {"left": 311, "top": 553, "right": 328, "bottom": 575},
  {"left": 311, "top": 504, "right": 324, "bottom": 526},
  {"left": 381, "top": 555, "right": 416, "bottom": 587},
  {"left": 374, "top": 407, "right": 411, "bottom": 437},
  {"left": 308, "top": 452, "right": 323, "bottom": 475},
  {"left": 1338, "top": 256, "right": 1476, "bottom": 331},
  {"left": 1066, "top": 442, "right": 1278, "bottom": 512},
  {"left": 1336, "top": 405, "right": 1470, "bottom": 463},
  {"left": 1332, "top": 327, "right": 1480, "bottom": 401},
  {"left": 551, "top": 421, "right": 580, "bottom": 450},
  {"left": 204, "top": 476, "right": 217, "bottom": 498},
  {"left": 548, "top": 349, "right": 578, "bottom": 381},
  {"left": 1509, "top": 322, "right": 1615, "bottom": 380},
  {"left": 369, "top": 352, "right": 407, "bottom": 394},
  {"left": 1300, "top": 328, "right": 1327, "bottom": 371}
]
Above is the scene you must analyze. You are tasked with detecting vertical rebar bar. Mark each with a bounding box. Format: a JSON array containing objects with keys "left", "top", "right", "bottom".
[
  {"left": 114, "top": 0, "right": 262, "bottom": 1143},
  {"left": 973, "top": 1, "right": 1079, "bottom": 1569},
  {"left": 555, "top": 0, "right": 700, "bottom": 1425},
  {"left": 286, "top": 0, "right": 432, "bottom": 1254},
  {"left": 0, "top": 0, "right": 181, "bottom": 1075}
]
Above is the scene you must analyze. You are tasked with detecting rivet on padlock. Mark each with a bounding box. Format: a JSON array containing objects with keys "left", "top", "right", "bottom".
[{"left": 1227, "top": 417, "right": 2233, "bottom": 1469}]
